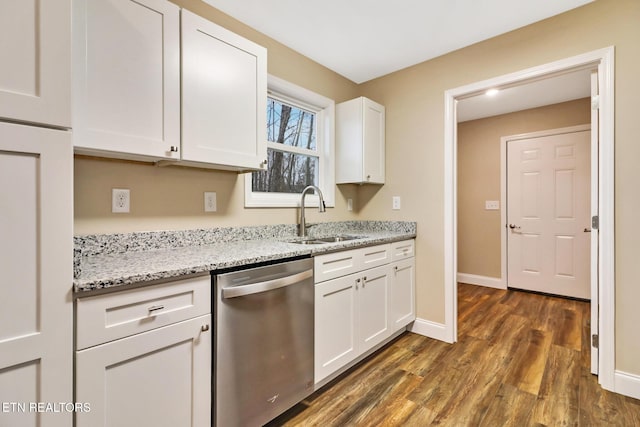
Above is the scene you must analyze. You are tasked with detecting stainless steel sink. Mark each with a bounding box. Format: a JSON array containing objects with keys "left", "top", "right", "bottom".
[
  {"left": 315, "top": 235, "right": 362, "bottom": 243},
  {"left": 289, "top": 239, "right": 327, "bottom": 245},
  {"left": 289, "top": 235, "right": 364, "bottom": 245}
]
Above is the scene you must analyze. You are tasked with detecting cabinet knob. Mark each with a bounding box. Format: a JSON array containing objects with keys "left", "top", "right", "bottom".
[
  {"left": 201, "top": 324, "right": 210, "bottom": 332},
  {"left": 170, "top": 146, "right": 179, "bottom": 153},
  {"left": 261, "top": 159, "right": 268, "bottom": 167},
  {"left": 367, "top": 175, "right": 371, "bottom": 180}
]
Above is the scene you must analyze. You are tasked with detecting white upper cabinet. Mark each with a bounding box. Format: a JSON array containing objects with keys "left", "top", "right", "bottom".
[
  {"left": 336, "top": 97, "right": 385, "bottom": 184},
  {"left": 181, "top": 9, "right": 267, "bottom": 170},
  {"left": 0, "top": 0, "right": 71, "bottom": 128},
  {"left": 73, "top": 0, "right": 181, "bottom": 160}
]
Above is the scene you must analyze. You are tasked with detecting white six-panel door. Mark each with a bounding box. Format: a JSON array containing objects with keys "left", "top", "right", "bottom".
[{"left": 507, "top": 128, "right": 591, "bottom": 299}]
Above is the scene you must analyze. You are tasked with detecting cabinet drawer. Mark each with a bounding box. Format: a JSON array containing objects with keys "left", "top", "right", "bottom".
[
  {"left": 314, "top": 250, "right": 361, "bottom": 283},
  {"left": 361, "top": 244, "right": 390, "bottom": 270},
  {"left": 391, "top": 240, "right": 415, "bottom": 261},
  {"left": 314, "top": 243, "right": 392, "bottom": 283},
  {"left": 76, "top": 275, "right": 211, "bottom": 350}
]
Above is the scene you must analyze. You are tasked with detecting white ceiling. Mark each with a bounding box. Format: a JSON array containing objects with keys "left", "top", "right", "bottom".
[
  {"left": 204, "top": 0, "right": 593, "bottom": 84},
  {"left": 457, "top": 68, "right": 593, "bottom": 122}
]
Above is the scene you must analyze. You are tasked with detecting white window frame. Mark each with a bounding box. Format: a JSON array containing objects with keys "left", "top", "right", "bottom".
[{"left": 244, "top": 74, "right": 335, "bottom": 208}]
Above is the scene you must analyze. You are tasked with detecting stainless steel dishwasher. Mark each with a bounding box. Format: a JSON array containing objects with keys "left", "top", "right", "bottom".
[{"left": 213, "top": 257, "right": 314, "bottom": 427}]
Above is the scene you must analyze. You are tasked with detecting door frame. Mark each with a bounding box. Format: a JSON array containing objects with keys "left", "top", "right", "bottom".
[{"left": 443, "top": 47, "right": 615, "bottom": 390}]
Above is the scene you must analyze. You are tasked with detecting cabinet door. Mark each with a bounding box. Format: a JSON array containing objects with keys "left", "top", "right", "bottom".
[
  {"left": 358, "top": 265, "right": 392, "bottom": 354},
  {"left": 391, "top": 257, "right": 416, "bottom": 330},
  {"left": 76, "top": 315, "right": 211, "bottom": 427},
  {"left": 314, "top": 274, "right": 358, "bottom": 383},
  {"left": 0, "top": 123, "right": 72, "bottom": 427},
  {"left": 362, "top": 97, "right": 385, "bottom": 183},
  {"left": 0, "top": 0, "right": 70, "bottom": 127},
  {"left": 73, "top": 0, "right": 180, "bottom": 160},
  {"left": 336, "top": 97, "right": 385, "bottom": 184},
  {"left": 181, "top": 9, "right": 267, "bottom": 170}
]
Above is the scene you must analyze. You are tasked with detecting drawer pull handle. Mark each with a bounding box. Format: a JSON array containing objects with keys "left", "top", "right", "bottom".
[
  {"left": 201, "top": 324, "right": 210, "bottom": 332},
  {"left": 148, "top": 305, "right": 165, "bottom": 314}
]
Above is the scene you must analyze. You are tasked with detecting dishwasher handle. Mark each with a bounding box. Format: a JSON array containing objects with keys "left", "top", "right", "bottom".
[{"left": 221, "top": 269, "right": 313, "bottom": 299}]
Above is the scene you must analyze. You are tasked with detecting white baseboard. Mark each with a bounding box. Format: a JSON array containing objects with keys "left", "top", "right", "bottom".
[
  {"left": 614, "top": 370, "right": 640, "bottom": 400},
  {"left": 410, "top": 318, "right": 453, "bottom": 343},
  {"left": 457, "top": 273, "right": 506, "bottom": 290}
]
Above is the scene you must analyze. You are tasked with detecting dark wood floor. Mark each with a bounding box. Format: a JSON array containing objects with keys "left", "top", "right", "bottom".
[{"left": 269, "top": 283, "right": 640, "bottom": 426}]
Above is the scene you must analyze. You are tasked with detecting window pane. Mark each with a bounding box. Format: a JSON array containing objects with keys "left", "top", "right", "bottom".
[
  {"left": 252, "top": 149, "right": 318, "bottom": 193},
  {"left": 267, "top": 98, "right": 316, "bottom": 151}
]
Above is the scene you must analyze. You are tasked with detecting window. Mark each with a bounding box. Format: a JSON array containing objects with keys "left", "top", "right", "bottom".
[{"left": 245, "top": 75, "right": 335, "bottom": 207}]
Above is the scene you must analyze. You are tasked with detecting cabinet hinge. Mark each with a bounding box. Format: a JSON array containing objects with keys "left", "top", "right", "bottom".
[
  {"left": 592, "top": 215, "right": 599, "bottom": 230},
  {"left": 591, "top": 95, "right": 600, "bottom": 110},
  {"left": 592, "top": 334, "right": 599, "bottom": 348}
]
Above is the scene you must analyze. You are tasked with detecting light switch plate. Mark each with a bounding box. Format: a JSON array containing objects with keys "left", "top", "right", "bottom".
[
  {"left": 485, "top": 200, "right": 500, "bottom": 210},
  {"left": 347, "top": 198, "right": 353, "bottom": 211}
]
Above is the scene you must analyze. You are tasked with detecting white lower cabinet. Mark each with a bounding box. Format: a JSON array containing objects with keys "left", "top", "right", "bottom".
[
  {"left": 76, "top": 315, "right": 211, "bottom": 427},
  {"left": 314, "top": 273, "right": 358, "bottom": 382},
  {"left": 75, "top": 276, "right": 212, "bottom": 427},
  {"left": 314, "top": 265, "right": 391, "bottom": 382},
  {"left": 390, "top": 239, "right": 416, "bottom": 329},
  {"left": 314, "top": 240, "right": 415, "bottom": 384},
  {"left": 391, "top": 257, "right": 416, "bottom": 330},
  {"left": 358, "top": 265, "right": 393, "bottom": 354}
]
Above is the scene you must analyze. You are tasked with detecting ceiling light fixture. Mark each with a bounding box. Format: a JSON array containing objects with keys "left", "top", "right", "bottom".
[{"left": 485, "top": 88, "right": 500, "bottom": 97}]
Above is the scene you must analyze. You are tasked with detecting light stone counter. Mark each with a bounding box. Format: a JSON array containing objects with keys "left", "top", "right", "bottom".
[{"left": 73, "top": 221, "right": 416, "bottom": 293}]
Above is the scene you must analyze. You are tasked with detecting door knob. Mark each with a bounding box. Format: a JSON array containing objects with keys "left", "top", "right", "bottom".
[
  {"left": 584, "top": 228, "right": 592, "bottom": 233},
  {"left": 508, "top": 224, "right": 521, "bottom": 230}
]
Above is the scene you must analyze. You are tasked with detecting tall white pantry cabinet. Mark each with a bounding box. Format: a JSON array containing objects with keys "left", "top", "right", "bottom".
[{"left": 0, "top": 0, "right": 73, "bottom": 426}]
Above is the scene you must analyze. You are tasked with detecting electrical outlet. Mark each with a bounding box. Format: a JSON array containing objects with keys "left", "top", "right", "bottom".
[
  {"left": 485, "top": 200, "right": 500, "bottom": 210},
  {"left": 347, "top": 198, "right": 353, "bottom": 211},
  {"left": 392, "top": 196, "right": 401, "bottom": 210},
  {"left": 204, "top": 192, "right": 217, "bottom": 212},
  {"left": 112, "top": 189, "right": 130, "bottom": 213}
]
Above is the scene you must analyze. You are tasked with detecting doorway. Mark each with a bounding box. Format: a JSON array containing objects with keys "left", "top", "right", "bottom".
[{"left": 443, "top": 47, "right": 615, "bottom": 390}]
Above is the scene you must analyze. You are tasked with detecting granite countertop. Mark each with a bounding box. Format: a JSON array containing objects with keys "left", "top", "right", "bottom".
[{"left": 74, "top": 221, "right": 416, "bottom": 294}]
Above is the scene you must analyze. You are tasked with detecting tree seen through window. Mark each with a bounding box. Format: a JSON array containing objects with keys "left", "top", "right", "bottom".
[{"left": 252, "top": 97, "right": 319, "bottom": 193}]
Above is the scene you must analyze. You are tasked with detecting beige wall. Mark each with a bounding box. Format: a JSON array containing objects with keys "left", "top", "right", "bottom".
[
  {"left": 457, "top": 98, "right": 590, "bottom": 278},
  {"left": 74, "top": 0, "right": 361, "bottom": 235},
  {"left": 359, "top": 0, "right": 640, "bottom": 375}
]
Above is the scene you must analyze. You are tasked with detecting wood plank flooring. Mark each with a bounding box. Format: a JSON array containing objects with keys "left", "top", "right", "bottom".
[{"left": 267, "top": 283, "right": 640, "bottom": 426}]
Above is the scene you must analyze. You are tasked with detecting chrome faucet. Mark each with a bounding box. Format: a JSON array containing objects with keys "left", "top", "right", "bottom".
[{"left": 299, "top": 185, "right": 326, "bottom": 237}]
